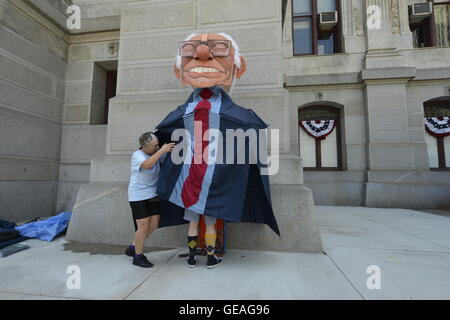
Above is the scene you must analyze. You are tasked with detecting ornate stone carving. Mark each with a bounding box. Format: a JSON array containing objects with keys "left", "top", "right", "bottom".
[
  {"left": 353, "top": 7, "right": 364, "bottom": 37},
  {"left": 389, "top": 0, "right": 400, "bottom": 34},
  {"left": 107, "top": 41, "right": 119, "bottom": 57}
]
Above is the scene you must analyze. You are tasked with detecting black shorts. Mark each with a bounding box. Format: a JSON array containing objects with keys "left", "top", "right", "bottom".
[{"left": 129, "top": 196, "right": 160, "bottom": 231}]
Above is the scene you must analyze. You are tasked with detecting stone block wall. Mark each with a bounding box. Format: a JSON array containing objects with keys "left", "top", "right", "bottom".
[
  {"left": 0, "top": 0, "right": 67, "bottom": 222},
  {"left": 56, "top": 31, "right": 120, "bottom": 212}
]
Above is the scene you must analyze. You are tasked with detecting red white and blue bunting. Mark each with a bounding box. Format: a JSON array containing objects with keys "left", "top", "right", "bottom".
[
  {"left": 424, "top": 117, "right": 450, "bottom": 138},
  {"left": 300, "top": 120, "right": 336, "bottom": 140}
]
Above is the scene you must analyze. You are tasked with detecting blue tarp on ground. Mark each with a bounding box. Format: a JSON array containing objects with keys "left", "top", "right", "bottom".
[{"left": 15, "top": 212, "right": 72, "bottom": 242}]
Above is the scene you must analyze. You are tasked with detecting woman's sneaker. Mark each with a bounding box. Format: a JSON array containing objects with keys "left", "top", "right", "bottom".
[
  {"left": 133, "top": 254, "right": 153, "bottom": 268},
  {"left": 187, "top": 255, "right": 196, "bottom": 268},
  {"left": 206, "top": 255, "right": 223, "bottom": 269},
  {"left": 125, "top": 245, "right": 135, "bottom": 257}
]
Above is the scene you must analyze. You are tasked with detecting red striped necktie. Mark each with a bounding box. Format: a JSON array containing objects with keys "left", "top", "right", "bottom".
[{"left": 181, "top": 88, "right": 214, "bottom": 208}]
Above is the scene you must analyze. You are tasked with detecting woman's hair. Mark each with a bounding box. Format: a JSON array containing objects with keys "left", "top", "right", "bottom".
[{"left": 139, "top": 132, "right": 157, "bottom": 147}]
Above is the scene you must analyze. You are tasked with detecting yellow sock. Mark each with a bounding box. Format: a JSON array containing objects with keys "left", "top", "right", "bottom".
[{"left": 205, "top": 233, "right": 216, "bottom": 256}]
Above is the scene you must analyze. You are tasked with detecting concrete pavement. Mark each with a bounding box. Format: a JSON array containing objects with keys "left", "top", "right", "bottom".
[{"left": 1, "top": 206, "right": 450, "bottom": 300}]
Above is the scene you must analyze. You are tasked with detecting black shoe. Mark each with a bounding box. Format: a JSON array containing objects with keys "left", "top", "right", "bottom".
[
  {"left": 125, "top": 245, "right": 135, "bottom": 257},
  {"left": 206, "top": 255, "right": 223, "bottom": 269},
  {"left": 187, "top": 255, "right": 196, "bottom": 268},
  {"left": 133, "top": 254, "right": 154, "bottom": 268}
]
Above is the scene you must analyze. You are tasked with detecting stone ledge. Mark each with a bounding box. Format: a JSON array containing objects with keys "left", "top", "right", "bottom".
[
  {"left": 24, "top": 0, "right": 71, "bottom": 32},
  {"left": 367, "top": 170, "right": 450, "bottom": 184},
  {"left": 284, "top": 72, "right": 360, "bottom": 87},
  {"left": 66, "top": 182, "right": 323, "bottom": 253},
  {"left": 414, "top": 67, "right": 450, "bottom": 81},
  {"left": 365, "top": 182, "right": 450, "bottom": 209},
  {"left": 360, "top": 67, "right": 416, "bottom": 81},
  {"left": 304, "top": 170, "right": 366, "bottom": 183},
  {"left": 305, "top": 181, "right": 364, "bottom": 206}
]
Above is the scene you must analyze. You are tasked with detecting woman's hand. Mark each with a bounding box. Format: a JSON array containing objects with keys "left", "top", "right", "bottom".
[{"left": 161, "top": 143, "right": 176, "bottom": 153}]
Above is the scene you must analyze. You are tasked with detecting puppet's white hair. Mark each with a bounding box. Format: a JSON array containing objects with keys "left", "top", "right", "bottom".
[{"left": 175, "top": 32, "right": 242, "bottom": 70}]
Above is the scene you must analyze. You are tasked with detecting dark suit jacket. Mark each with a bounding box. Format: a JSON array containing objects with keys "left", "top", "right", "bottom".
[{"left": 154, "top": 88, "right": 280, "bottom": 236}]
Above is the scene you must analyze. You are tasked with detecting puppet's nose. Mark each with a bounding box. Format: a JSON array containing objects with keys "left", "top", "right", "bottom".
[{"left": 195, "top": 44, "right": 212, "bottom": 61}]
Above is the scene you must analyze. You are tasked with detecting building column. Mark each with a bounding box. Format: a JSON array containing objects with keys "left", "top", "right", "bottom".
[{"left": 361, "top": 0, "right": 437, "bottom": 208}]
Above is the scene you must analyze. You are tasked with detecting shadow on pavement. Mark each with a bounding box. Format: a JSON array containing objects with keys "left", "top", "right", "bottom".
[{"left": 63, "top": 241, "right": 176, "bottom": 256}]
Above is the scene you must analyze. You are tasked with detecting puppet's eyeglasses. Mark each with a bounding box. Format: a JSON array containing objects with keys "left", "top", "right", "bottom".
[{"left": 179, "top": 40, "right": 232, "bottom": 58}]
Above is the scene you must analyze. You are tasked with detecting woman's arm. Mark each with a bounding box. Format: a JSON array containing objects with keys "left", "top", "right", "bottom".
[{"left": 140, "top": 143, "right": 175, "bottom": 170}]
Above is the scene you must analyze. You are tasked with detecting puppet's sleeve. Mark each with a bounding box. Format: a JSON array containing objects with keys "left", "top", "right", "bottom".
[
  {"left": 247, "top": 108, "right": 269, "bottom": 129},
  {"left": 155, "top": 106, "right": 185, "bottom": 132},
  {"left": 154, "top": 106, "right": 185, "bottom": 146}
]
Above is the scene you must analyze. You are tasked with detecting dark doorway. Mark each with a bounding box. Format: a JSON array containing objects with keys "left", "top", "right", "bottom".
[{"left": 104, "top": 70, "right": 117, "bottom": 124}]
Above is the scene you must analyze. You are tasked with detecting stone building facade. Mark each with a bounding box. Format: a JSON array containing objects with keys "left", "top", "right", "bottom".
[{"left": 1, "top": 0, "right": 449, "bottom": 233}]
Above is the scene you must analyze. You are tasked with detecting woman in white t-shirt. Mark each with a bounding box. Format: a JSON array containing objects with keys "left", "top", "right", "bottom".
[{"left": 125, "top": 132, "right": 175, "bottom": 268}]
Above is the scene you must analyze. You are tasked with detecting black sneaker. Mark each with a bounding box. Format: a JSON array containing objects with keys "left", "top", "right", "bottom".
[
  {"left": 206, "top": 255, "right": 223, "bottom": 269},
  {"left": 133, "top": 254, "right": 154, "bottom": 268},
  {"left": 187, "top": 255, "right": 196, "bottom": 268},
  {"left": 125, "top": 245, "right": 135, "bottom": 257}
]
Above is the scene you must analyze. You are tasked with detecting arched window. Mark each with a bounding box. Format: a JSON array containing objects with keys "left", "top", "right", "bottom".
[
  {"left": 298, "top": 105, "right": 342, "bottom": 170},
  {"left": 424, "top": 97, "right": 450, "bottom": 170}
]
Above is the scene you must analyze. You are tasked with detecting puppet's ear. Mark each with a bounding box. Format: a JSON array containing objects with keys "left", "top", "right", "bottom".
[
  {"left": 173, "top": 64, "right": 181, "bottom": 79},
  {"left": 235, "top": 56, "right": 247, "bottom": 79}
]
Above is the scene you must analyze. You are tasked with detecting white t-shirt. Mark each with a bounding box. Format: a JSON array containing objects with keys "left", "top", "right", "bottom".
[{"left": 128, "top": 149, "right": 163, "bottom": 202}]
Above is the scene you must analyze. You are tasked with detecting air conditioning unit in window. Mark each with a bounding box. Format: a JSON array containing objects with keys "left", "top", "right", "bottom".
[
  {"left": 319, "top": 11, "right": 338, "bottom": 32},
  {"left": 408, "top": 2, "right": 432, "bottom": 24}
]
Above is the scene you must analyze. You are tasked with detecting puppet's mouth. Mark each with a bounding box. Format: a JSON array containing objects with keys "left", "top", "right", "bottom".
[{"left": 188, "top": 67, "right": 221, "bottom": 73}]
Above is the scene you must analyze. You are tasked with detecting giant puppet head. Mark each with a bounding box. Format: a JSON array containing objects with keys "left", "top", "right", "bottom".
[{"left": 173, "top": 32, "right": 247, "bottom": 92}]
